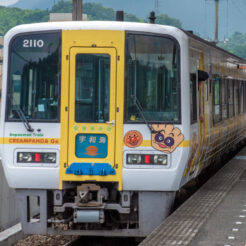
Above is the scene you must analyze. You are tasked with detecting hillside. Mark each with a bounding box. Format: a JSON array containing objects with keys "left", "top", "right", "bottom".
[
  {"left": 0, "top": 2, "right": 182, "bottom": 36},
  {"left": 6, "top": 0, "right": 246, "bottom": 59},
  {"left": 10, "top": 0, "right": 246, "bottom": 40},
  {"left": 0, "top": 6, "right": 48, "bottom": 35},
  {"left": 11, "top": 0, "right": 54, "bottom": 10}
]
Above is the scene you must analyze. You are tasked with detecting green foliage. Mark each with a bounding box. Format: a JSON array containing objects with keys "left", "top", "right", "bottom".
[
  {"left": 51, "top": 0, "right": 72, "bottom": 13},
  {"left": 155, "top": 14, "right": 182, "bottom": 28},
  {"left": 0, "top": 6, "right": 48, "bottom": 36},
  {"left": 219, "top": 32, "right": 246, "bottom": 59},
  {"left": 52, "top": 1, "right": 141, "bottom": 22},
  {"left": 84, "top": 3, "right": 115, "bottom": 20},
  {"left": 0, "top": 0, "right": 182, "bottom": 36}
]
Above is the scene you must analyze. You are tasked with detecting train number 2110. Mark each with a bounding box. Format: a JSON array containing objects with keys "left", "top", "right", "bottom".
[{"left": 23, "top": 39, "right": 44, "bottom": 48}]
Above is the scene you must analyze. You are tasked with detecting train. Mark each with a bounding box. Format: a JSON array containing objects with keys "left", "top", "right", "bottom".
[{"left": 1, "top": 20, "right": 246, "bottom": 237}]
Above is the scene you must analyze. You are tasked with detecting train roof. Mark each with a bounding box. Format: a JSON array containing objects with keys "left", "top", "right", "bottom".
[
  {"left": 5, "top": 20, "right": 246, "bottom": 64},
  {"left": 5, "top": 20, "right": 185, "bottom": 38},
  {"left": 183, "top": 30, "right": 246, "bottom": 64}
]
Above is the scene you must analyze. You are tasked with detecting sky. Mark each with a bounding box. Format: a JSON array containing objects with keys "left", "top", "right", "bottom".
[
  {"left": 1, "top": 0, "right": 246, "bottom": 41},
  {"left": 82, "top": 0, "right": 246, "bottom": 41},
  {"left": 0, "top": 0, "right": 17, "bottom": 6},
  {"left": 78, "top": 0, "right": 246, "bottom": 41}
]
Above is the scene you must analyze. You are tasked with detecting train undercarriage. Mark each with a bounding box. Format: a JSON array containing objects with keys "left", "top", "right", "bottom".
[{"left": 16, "top": 182, "right": 175, "bottom": 237}]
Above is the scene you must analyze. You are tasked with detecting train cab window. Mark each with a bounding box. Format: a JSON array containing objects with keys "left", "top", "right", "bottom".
[
  {"left": 234, "top": 80, "right": 239, "bottom": 115},
  {"left": 213, "top": 77, "right": 221, "bottom": 123},
  {"left": 6, "top": 32, "right": 61, "bottom": 122},
  {"left": 228, "top": 79, "right": 234, "bottom": 117},
  {"left": 221, "top": 79, "right": 228, "bottom": 120},
  {"left": 74, "top": 54, "right": 110, "bottom": 123},
  {"left": 125, "top": 34, "right": 180, "bottom": 123}
]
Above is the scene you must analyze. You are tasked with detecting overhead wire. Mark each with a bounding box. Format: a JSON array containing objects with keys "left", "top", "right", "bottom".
[
  {"left": 206, "top": 0, "right": 215, "bottom": 40},
  {"left": 226, "top": 0, "right": 228, "bottom": 39},
  {"left": 204, "top": 0, "right": 208, "bottom": 39}
]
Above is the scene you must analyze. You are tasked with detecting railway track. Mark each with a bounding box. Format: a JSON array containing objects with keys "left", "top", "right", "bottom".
[
  {"left": 63, "top": 237, "right": 78, "bottom": 246},
  {"left": 67, "top": 236, "right": 140, "bottom": 246}
]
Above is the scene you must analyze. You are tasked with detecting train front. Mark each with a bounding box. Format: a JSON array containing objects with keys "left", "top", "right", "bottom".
[{"left": 0, "top": 22, "right": 190, "bottom": 237}]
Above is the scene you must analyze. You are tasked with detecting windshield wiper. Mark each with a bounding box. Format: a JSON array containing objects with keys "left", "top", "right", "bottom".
[
  {"left": 130, "top": 94, "right": 153, "bottom": 133},
  {"left": 8, "top": 94, "right": 34, "bottom": 132}
]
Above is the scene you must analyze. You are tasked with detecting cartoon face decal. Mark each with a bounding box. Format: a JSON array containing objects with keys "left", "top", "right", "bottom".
[
  {"left": 151, "top": 124, "right": 184, "bottom": 153},
  {"left": 124, "top": 130, "right": 143, "bottom": 148},
  {"left": 85, "top": 146, "right": 99, "bottom": 156}
]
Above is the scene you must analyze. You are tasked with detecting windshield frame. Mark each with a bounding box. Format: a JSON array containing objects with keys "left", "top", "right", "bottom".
[
  {"left": 124, "top": 31, "right": 181, "bottom": 124},
  {"left": 5, "top": 30, "right": 61, "bottom": 123}
]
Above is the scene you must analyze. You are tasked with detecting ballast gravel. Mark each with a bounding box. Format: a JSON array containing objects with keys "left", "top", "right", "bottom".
[{"left": 13, "top": 235, "right": 76, "bottom": 246}]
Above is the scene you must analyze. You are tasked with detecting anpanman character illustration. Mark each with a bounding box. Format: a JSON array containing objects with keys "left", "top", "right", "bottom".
[
  {"left": 124, "top": 130, "right": 143, "bottom": 148},
  {"left": 151, "top": 124, "right": 184, "bottom": 153}
]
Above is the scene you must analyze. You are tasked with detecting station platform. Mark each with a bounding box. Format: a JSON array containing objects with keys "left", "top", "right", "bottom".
[{"left": 139, "top": 147, "right": 246, "bottom": 246}]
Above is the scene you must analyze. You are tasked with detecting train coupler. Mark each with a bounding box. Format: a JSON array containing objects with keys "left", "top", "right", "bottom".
[{"left": 75, "top": 183, "right": 108, "bottom": 207}]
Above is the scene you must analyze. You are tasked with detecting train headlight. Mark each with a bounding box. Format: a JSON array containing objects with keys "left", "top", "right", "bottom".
[
  {"left": 17, "top": 152, "right": 56, "bottom": 163},
  {"left": 126, "top": 154, "right": 168, "bottom": 165},
  {"left": 18, "top": 152, "right": 32, "bottom": 162},
  {"left": 127, "top": 154, "right": 142, "bottom": 164},
  {"left": 153, "top": 154, "right": 167, "bottom": 165},
  {"left": 43, "top": 153, "right": 56, "bottom": 163}
]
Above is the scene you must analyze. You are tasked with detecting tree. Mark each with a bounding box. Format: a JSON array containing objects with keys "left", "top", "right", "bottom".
[
  {"left": 51, "top": 0, "right": 72, "bottom": 13},
  {"left": 0, "top": 1, "right": 183, "bottom": 36},
  {"left": 155, "top": 14, "right": 182, "bottom": 28},
  {"left": 219, "top": 32, "right": 246, "bottom": 59},
  {"left": 0, "top": 6, "right": 48, "bottom": 36}
]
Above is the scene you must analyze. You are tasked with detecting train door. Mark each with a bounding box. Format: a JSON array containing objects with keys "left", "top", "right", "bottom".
[{"left": 65, "top": 47, "right": 119, "bottom": 183}]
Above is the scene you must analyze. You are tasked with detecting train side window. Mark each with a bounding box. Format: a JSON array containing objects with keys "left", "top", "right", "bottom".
[
  {"left": 244, "top": 82, "right": 246, "bottom": 112},
  {"left": 239, "top": 81, "right": 244, "bottom": 114},
  {"left": 190, "top": 73, "right": 197, "bottom": 123},
  {"left": 228, "top": 79, "right": 234, "bottom": 117},
  {"left": 213, "top": 77, "right": 221, "bottom": 123},
  {"left": 221, "top": 79, "right": 228, "bottom": 120},
  {"left": 234, "top": 80, "right": 239, "bottom": 116}
]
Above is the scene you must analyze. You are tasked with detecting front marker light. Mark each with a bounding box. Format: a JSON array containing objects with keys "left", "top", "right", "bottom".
[
  {"left": 17, "top": 152, "right": 57, "bottom": 164},
  {"left": 127, "top": 154, "right": 142, "bottom": 164},
  {"left": 154, "top": 154, "right": 167, "bottom": 165},
  {"left": 44, "top": 153, "right": 56, "bottom": 163},
  {"left": 18, "top": 152, "right": 33, "bottom": 162},
  {"left": 126, "top": 154, "right": 168, "bottom": 165}
]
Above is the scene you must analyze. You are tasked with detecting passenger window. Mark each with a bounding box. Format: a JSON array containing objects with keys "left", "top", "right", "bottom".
[
  {"left": 213, "top": 77, "right": 221, "bottom": 123},
  {"left": 221, "top": 79, "right": 228, "bottom": 120},
  {"left": 244, "top": 82, "right": 246, "bottom": 112},
  {"left": 239, "top": 81, "right": 244, "bottom": 114},
  {"left": 190, "top": 73, "right": 197, "bottom": 123},
  {"left": 228, "top": 79, "right": 234, "bottom": 117},
  {"left": 234, "top": 80, "right": 239, "bottom": 115}
]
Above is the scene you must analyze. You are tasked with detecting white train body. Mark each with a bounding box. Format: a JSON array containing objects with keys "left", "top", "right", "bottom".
[{"left": 0, "top": 21, "right": 246, "bottom": 236}]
